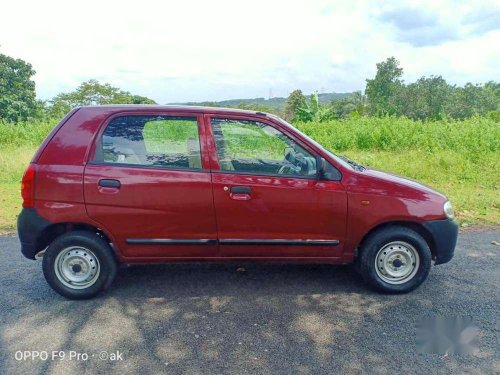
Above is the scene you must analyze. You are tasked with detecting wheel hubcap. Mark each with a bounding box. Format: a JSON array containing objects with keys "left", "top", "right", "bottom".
[
  {"left": 54, "top": 246, "right": 100, "bottom": 289},
  {"left": 375, "top": 241, "right": 419, "bottom": 285}
]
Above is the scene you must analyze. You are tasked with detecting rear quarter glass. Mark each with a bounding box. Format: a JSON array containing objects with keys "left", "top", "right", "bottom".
[{"left": 31, "top": 108, "right": 79, "bottom": 163}]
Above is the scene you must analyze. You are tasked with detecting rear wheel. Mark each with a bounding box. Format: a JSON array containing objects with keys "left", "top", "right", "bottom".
[
  {"left": 358, "top": 226, "right": 431, "bottom": 293},
  {"left": 42, "top": 231, "right": 117, "bottom": 299}
]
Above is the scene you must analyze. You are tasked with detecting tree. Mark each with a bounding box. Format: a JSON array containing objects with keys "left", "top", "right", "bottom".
[
  {"left": 330, "top": 91, "right": 368, "bottom": 118},
  {"left": 49, "top": 79, "right": 156, "bottom": 116},
  {"left": 284, "top": 89, "right": 306, "bottom": 121},
  {"left": 397, "top": 76, "right": 451, "bottom": 120},
  {"left": 482, "top": 81, "right": 500, "bottom": 113},
  {"left": 0, "top": 53, "right": 37, "bottom": 122},
  {"left": 295, "top": 91, "right": 332, "bottom": 122},
  {"left": 444, "top": 82, "right": 500, "bottom": 119},
  {"left": 365, "top": 57, "right": 404, "bottom": 116}
]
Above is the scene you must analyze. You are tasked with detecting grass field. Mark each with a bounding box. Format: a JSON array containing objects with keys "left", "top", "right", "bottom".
[
  {"left": 0, "top": 116, "right": 498, "bottom": 232},
  {"left": 0, "top": 145, "right": 34, "bottom": 232}
]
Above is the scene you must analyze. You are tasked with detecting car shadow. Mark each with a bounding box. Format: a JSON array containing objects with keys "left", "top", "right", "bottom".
[{"left": 109, "top": 262, "right": 368, "bottom": 299}]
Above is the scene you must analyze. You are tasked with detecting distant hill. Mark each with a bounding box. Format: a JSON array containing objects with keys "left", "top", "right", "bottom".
[{"left": 174, "top": 92, "right": 351, "bottom": 112}]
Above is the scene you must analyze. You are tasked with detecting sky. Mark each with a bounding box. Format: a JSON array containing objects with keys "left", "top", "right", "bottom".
[{"left": 1, "top": 0, "right": 499, "bottom": 104}]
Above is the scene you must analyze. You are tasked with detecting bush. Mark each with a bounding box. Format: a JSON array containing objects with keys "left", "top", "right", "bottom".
[
  {"left": 0, "top": 118, "right": 57, "bottom": 146},
  {"left": 295, "top": 116, "right": 499, "bottom": 153}
]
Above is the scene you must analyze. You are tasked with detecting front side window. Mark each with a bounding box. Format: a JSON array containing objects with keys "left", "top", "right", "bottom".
[
  {"left": 95, "top": 115, "right": 202, "bottom": 170},
  {"left": 211, "top": 118, "right": 317, "bottom": 177}
]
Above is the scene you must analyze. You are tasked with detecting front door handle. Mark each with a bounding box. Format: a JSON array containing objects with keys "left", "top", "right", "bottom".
[
  {"left": 229, "top": 186, "right": 252, "bottom": 201},
  {"left": 99, "top": 179, "right": 121, "bottom": 188}
]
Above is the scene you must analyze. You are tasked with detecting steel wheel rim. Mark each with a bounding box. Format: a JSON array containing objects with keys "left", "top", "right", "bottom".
[
  {"left": 54, "top": 246, "right": 100, "bottom": 289},
  {"left": 375, "top": 241, "right": 419, "bottom": 285}
]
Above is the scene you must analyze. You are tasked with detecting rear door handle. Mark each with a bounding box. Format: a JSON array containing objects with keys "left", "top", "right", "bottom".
[
  {"left": 230, "top": 186, "right": 251, "bottom": 194},
  {"left": 98, "top": 179, "right": 121, "bottom": 188}
]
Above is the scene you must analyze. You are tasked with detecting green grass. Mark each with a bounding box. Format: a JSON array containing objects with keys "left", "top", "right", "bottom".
[
  {"left": 142, "top": 118, "right": 199, "bottom": 153},
  {"left": 0, "top": 116, "right": 498, "bottom": 232},
  {"left": 0, "top": 119, "right": 56, "bottom": 147},
  {"left": 0, "top": 145, "right": 36, "bottom": 232},
  {"left": 295, "top": 116, "right": 499, "bottom": 152},
  {"left": 220, "top": 120, "right": 289, "bottom": 159}
]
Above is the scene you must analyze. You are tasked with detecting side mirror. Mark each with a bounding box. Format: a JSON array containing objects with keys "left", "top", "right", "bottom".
[
  {"left": 316, "top": 155, "right": 325, "bottom": 180},
  {"left": 316, "top": 155, "right": 342, "bottom": 181}
]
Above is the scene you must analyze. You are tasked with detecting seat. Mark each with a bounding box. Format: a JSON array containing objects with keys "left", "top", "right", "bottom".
[
  {"left": 211, "top": 128, "right": 235, "bottom": 171},
  {"left": 116, "top": 147, "right": 142, "bottom": 164},
  {"left": 186, "top": 138, "right": 202, "bottom": 169}
]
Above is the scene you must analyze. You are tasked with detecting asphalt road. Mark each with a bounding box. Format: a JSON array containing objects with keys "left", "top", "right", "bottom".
[{"left": 0, "top": 231, "right": 499, "bottom": 375}]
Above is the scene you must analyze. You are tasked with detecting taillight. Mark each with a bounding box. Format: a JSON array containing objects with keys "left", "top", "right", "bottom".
[{"left": 21, "top": 164, "right": 36, "bottom": 208}]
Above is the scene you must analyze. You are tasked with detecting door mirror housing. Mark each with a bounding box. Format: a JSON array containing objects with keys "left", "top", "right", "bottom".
[{"left": 316, "top": 155, "right": 342, "bottom": 181}]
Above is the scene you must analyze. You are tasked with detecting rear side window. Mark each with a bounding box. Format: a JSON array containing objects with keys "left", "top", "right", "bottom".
[{"left": 94, "top": 115, "right": 202, "bottom": 170}]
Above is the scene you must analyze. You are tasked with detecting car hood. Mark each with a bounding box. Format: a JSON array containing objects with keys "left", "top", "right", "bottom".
[{"left": 362, "top": 168, "right": 446, "bottom": 198}]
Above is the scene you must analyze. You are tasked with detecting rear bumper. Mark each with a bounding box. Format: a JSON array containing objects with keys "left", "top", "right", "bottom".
[
  {"left": 423, "top": 218, "right": 458, "bottom": 265},
  {"left": 17, "top": 208, "right": 51, "bottom": 260}
]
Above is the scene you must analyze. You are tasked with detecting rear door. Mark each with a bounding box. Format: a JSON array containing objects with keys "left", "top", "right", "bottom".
[
  {"left": 84, "top": 112, "right": 218, "bottom": 259},
  {"left": 206, "top": 115, "right": 347, "bottom": 259}
]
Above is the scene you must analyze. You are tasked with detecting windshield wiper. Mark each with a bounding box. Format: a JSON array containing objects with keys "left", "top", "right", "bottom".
[{"left": 340, "top": 155, "right": 366, "bottom": 171}]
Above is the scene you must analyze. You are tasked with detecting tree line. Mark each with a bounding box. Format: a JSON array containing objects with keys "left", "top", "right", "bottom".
[
  {"left": 285, "top": 57, "right": 499, "bottom": 122},
  {"left": 1, "top": 52, "right": 498, "bottom": 123},
  {"left": 0, "top": 53, "right": 156, "bottom": 122}
]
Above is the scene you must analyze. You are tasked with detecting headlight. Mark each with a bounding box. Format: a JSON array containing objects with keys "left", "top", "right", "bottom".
[{"left": 444, "top": 201, "right": 454, "bottom": 219}]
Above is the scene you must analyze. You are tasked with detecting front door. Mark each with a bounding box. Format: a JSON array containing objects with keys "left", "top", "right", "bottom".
[
  {"left": 207, "top": 115, "right": 347, "bottom": 258},
  {"left": 84, "top": 112, "right": 218, "bottom": 259}
]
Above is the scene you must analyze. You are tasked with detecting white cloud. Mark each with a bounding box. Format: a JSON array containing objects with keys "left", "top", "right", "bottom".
[{"left": 1, "top": 0, "right": 498, "bottom": 103}]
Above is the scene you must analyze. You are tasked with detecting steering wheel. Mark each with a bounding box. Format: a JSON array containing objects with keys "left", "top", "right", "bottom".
[{"left": 278, "top": 149, "right": 309, "bottom": 175}]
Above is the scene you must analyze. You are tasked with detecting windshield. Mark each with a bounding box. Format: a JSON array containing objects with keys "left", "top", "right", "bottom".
[{"left": 274, "top": 117, "right": 355, "bottom": 170}]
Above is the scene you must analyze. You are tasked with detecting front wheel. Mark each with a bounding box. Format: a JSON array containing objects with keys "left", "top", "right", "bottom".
[
  {"left": 42, "top": 231, "right": 117, "bottom": 299},
  {"left": 358, "top": 226, "right": 432, "bottom": 293}
]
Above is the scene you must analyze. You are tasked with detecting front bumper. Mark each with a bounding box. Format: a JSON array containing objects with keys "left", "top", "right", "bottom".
[
  {"left": 423, "top": 218, "right": 459, "bottom": 265},
  {"left": 17, "top": 208, "right": 51, "bottom": 260}
]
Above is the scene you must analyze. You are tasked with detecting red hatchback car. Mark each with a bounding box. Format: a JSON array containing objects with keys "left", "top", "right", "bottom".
[{"left": 18, "top": 106, "right": 458, "bottom": 299}]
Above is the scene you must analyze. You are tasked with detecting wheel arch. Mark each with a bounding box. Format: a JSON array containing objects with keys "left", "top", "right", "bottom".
[
  {"left": 355, "top": 221, "right": 437, "bottom": 260},
  {"left": 36, "top": 222, "right": 115, "bottom": 257}
]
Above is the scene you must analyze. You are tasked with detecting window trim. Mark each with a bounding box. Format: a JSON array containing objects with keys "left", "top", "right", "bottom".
[
  {"left": 87, "top": 161, "right": 209, "bottom": 173},
  {"left": 210, "top": 168, "right": 319, "bottom": 180},
  {"left": 208, "top": 116, "right": 320, "bottom": 180},
  {"left": 88, "top": 112, "right": 205, "bottom": 171}
]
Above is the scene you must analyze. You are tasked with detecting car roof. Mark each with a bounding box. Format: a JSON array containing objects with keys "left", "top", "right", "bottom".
[{"left": 77, "top": 104, "right": 273, "bottom": 117}]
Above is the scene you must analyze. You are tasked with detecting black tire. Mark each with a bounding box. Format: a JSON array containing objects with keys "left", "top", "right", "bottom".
[
  {"left": 42, "top": 231, "right": 117, "bottom": 299},
  {"left": 358, "top": 226, "right": 431, "bottom": 293}
]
